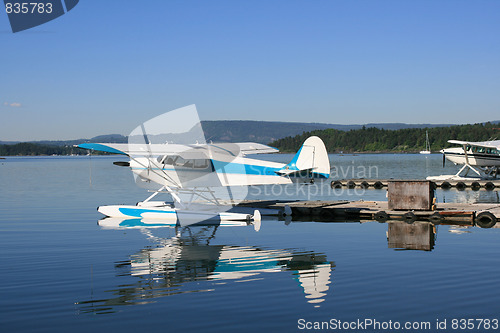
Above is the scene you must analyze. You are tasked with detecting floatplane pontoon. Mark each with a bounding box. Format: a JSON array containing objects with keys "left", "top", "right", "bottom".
[
  {"left": 428, "top": 139, "right": 500, "bottom": 181},
  {"left": 77, "top": 105, "right": 330, "bottom": 227}
]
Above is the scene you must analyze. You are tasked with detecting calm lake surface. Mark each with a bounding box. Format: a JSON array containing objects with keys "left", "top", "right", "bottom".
[{"left": 1, "top": 154, "right": 499, "bottom": 333}]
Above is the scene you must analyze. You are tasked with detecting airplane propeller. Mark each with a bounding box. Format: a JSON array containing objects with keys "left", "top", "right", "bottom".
[{"left": 442, "top": 153, "right": 446, "bottom": 168}]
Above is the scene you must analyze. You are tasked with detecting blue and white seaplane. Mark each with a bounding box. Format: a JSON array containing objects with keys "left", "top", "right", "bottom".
[
  {"left": 77, "top": 105, "right": 330, "bottom": 227},
  {"left": 428, "top": 139, "right": 500, "bottom": 180}
]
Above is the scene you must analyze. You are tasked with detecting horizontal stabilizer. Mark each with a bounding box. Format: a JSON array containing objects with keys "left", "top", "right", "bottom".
[{"left": 276, "top": 168, "right": 315, "bottom": 177}]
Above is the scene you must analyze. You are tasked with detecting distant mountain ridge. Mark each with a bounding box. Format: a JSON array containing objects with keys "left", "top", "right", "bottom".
[
  {"left": 1, "top": 120, "right": 499, "bottom": 146},
  {"left": 201, "top": 120, "right": 461, "bottom": 143}
]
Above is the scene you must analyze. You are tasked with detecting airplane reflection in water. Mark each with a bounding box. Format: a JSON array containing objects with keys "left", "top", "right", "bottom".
[
  {"left": 77, "top": 216, "right": 495, "bottom": 314},
  {"left": 77, "top": 219, "right": 333, "bottom": 314}
]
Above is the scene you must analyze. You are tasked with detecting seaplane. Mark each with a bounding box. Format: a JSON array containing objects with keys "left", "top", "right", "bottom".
[
  {"left": 427, "top": 139, "right": 500, "bottom": 180},
  {"left": 77, "top": 105, "right": 330, "bottom": 227}
]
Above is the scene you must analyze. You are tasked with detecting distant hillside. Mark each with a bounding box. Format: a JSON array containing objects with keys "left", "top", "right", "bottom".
[
  {"left": 2, "top": 120, "right": 499, "bottom": 155},
  {"left": 270, "top": 122, "right": 500, "bottom": 153},
  {"left": 30, "top": 134, "right": 128, "bottom": 147},
  {"left": 201, "top": 120, "right": 338, "bottom": 143},
  {"left": 0, "top": 121, "right": 457, "bottom": 147},
  {"left": 201, "top": 120, "right": 455, "bottom": 143}
]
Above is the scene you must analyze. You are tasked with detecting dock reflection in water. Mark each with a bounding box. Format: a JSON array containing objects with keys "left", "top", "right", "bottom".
[
  {"left": 77, "top": 219, "right": 334, "bottom": 314},
  {"left": 290, "top": 217, "right": 494, "bottom": 252},
  {"left": 386, "top": 221, "right": 436, "bottom": 251}
]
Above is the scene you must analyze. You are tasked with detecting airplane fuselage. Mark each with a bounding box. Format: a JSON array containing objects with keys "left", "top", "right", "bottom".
[
  {"left": 442, "top": 147, "right": 500, "bottom": 167},
  {"left": 130, "top": 154, "right": 329, "bottom": 189}
]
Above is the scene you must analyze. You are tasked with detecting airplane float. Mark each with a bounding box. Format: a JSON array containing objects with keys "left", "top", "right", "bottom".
[
  {"left": 77, "top": 105, "right": 330, "bottom": 227},
  {"left": 428, "top": 139, "right": 500, "bottom": 180}
]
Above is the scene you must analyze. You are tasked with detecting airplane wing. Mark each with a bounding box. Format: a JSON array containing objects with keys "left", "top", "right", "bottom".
[
  {"left": 76, "top": 142, "right": 279, "bottom": 156},
  {"left": 77, "top": 143, "right": 129, "bottom": 155},
  {"left": 224, "top": 142, "right": 279, "bottom": 155},
  {"left": 77, "top": 143, "right": 190, "bottom": 156},
  {"left": 448, "top": 140, "right": 500, "bottom": 149}
]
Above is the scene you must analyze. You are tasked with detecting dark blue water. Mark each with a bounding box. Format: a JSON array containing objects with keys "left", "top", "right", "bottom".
[{"left": 1, "top": 155, "right": 499, "bottom": 332}]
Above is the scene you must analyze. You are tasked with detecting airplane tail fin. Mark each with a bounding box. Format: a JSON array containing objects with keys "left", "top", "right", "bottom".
[{"left": 277, "top": 136, "right": 330, "bottom": 179}]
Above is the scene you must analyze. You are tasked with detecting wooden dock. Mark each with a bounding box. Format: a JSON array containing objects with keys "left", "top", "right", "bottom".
[
  {"left": 238, "top": 199, "right": 500, "bottom": 228},
  {"left": 331, "top": 179, "right": 500, "bottom": 190}
]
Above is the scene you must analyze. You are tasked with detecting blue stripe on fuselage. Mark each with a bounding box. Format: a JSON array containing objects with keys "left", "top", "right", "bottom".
[
  {"left": 211, "top": 160, "right": 281, "bottom": 176},
  {"left": 131, "top": 159, "right": 330, "bottom": 179}
]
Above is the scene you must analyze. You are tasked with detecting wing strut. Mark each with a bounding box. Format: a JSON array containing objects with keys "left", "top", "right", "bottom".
[{"left": 454, "top": 144, "right": 481, "bottom": 177}]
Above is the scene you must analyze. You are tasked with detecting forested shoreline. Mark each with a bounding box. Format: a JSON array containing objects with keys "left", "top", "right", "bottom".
[
  {"left": 1, "top": 122, "right": 499, "bottom": 156},
  {"left": 0, "top": 143, "right": 106, "bottom": 156},
  {"left": 270, "top": 123, "right": 500, "bottom": 153}
]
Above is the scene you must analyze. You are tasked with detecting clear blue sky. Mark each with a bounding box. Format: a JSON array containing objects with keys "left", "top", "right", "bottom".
[{"left": 1, "top": 0, "right": 499, "bottom": 140}]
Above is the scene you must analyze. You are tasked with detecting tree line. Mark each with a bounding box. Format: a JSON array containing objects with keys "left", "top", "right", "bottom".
[
  {"left": 2, "top": 122, "right": 499, "bottom": 155},
  {"left": 0, "top": 143, "right": 106, "bottom": 156},
  {"left": 270, "top": 122, "right": 500, "bottom": 153}
]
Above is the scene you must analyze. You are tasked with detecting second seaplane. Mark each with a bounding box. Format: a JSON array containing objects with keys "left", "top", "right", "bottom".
[
  {"left": 428, "top": 139, "right": 500, "bottom": 180},
  {"left": 77, "top": 105, "right": 330, "bottom": 228}
]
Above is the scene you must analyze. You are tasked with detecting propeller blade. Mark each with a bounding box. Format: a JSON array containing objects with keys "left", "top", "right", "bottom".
[{"left": 442, "top": 154, "right": 446, "bottom": 168}]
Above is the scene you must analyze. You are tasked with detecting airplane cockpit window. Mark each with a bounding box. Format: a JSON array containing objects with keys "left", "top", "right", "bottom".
[
  {"left": 157, "top": 155, "right": 177, "bottom": 165},
  {"left": 194, "top": 159, "right": 210, "bottom": 169},
  {"left": 174, "top": 156, "right": 186, "bottom": 166},
  {"left": 485, "top": 148, "right": 499, "bottom": 155},
  {"left": 156, "top": 155, "right": 211, "bottom": 169},
  {"left": 472, "top": 146, "right": 486, "bottom": 153}
]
